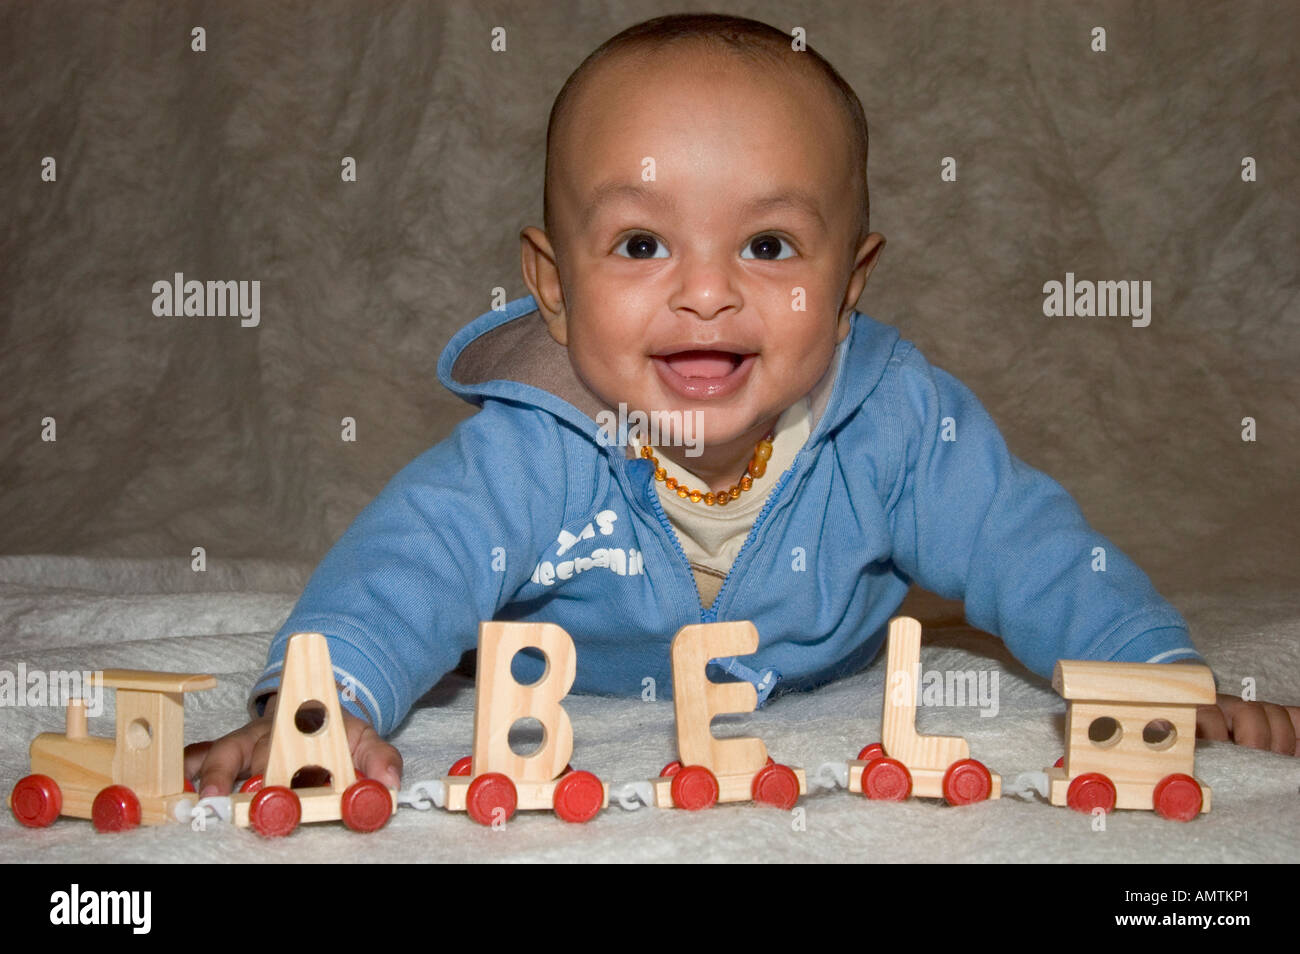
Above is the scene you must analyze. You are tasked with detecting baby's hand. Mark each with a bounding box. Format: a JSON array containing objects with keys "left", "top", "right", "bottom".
[
  {"left": 183, "top": 694, "right": 403, "bottom": 796},
  {"left": 1196, "top": 693, "right": 1300, "bottom": 757}
]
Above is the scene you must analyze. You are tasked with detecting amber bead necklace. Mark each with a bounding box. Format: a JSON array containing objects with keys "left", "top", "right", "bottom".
[{"left": 638, "top": 430, "right": 774, "bottom": 507}]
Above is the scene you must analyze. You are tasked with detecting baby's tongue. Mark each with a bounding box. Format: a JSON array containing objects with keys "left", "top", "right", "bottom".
[{"left": 662, "top": 350, "right": 736, "bottom": 379}]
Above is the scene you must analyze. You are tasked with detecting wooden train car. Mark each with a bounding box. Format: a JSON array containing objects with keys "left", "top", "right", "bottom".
[
  {"left": 440, "top": 621, "right": 608, "bottom": 825},
  {"left": 1045, "top": 659, "right": 1214, "bottom": 821},
  {"left": 650, "top": 621, "right": 805, "bottom": 811},
  {"left": 231, "top": 632, "right": 396, "bottom": 836},
  {"left": 848, "top": 616, "right": 1000, "bottom": 805}
]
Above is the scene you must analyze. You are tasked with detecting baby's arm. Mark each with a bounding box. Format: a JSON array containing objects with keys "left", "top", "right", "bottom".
[
  {"left": 885, "top": 348, "right": 1300, "bottom": 755},
  {"left": 885, "top": 343, "right": 1199, "bottom": 673}
]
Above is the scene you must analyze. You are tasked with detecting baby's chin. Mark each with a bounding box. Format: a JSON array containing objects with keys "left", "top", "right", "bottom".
[
  {"left": 590, "top": 388, "right": 763, "bottom": 447},
  {"left": 648, "top": 401, "right": 782, "bottom": 455}
]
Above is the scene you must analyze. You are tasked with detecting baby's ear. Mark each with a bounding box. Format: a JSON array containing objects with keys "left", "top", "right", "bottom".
[
  {"left": 838, "top": 232, "right": 887, "bottom": 337},
  {"left": 519, "top": 225, "right": 568, "bottom": 345}
]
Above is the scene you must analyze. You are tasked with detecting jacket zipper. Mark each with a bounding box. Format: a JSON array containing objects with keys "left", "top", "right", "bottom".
[
  {"left": 637, "top": 454, "right": 803, "bottom": 624},
  {"left": 706, "top": 458, "right": 800, "bottom": 619},
  {"left": 640, "top": 469, "right": 711, "bottom": 620}
]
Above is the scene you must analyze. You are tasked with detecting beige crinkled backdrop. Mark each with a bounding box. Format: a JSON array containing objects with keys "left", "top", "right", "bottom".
[{"left": 1, "top": 1, "right": 1297, "bottom": 865}]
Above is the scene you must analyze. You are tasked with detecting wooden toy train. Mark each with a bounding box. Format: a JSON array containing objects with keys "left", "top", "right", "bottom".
[
  {"left": 10, "top": 670, "right": 214, "bottom": 831},
  {"left": 9, "top": 616, "right": 1217, "bottom": 834}
]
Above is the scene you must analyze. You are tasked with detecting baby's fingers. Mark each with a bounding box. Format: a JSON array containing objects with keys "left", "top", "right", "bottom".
[
  {"left": 1217, "top": 698, "right": 1297, "bottom": 756},
  {"left": 1196, "top": 703, "right": 1230, "bottom": 743},
  {"left": 345, "top": 715, "right": 403, "bottom": 790},
  {"left": 1224, "top": 702, "right": 1271, "bottom": 750},
  {"left": 188, "top": 723, "right": 270, "bottom": 796},
  {"left": 1287, "top": 706, "right": 1300, "bottom": 758},
  {"left": 1261, "top": 703, "right": 1298, "bottom": 757},
  {"left": 189, "top": 738, "right": 245, "bottom": 796},
  {"left": 183, "top": 740, "right": 215, "bottom": 780}
]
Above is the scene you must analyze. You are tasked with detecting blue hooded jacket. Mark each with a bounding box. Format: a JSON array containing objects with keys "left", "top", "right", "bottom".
[{"left": 253, "top": 295, "right": 1201, "bottom": 735}]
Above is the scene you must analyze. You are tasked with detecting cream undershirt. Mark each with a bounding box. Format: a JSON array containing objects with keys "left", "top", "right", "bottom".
[{"left": 629, "top": 398, "right": 812, "bottom": 608}]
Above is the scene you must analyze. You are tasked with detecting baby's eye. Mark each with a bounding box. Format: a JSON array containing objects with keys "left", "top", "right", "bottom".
[
  {"left": 615, "top": 233, "right": 669, "bottom": 259},
  {"left": 741, "top": 234, "right": 796, "bottom": 261}
]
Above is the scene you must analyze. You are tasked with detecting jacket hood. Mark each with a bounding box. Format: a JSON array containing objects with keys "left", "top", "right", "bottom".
[{"left": 436, "top": 295, "right": 901, "bottom": 456}]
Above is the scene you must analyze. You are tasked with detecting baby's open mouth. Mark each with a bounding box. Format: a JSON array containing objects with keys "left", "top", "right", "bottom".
[
  {"left": 656, "top": 349, "right": 746, "bottom": 379},
  {"left": 651, "top": 348, "right": 757, "bottom": 400}
]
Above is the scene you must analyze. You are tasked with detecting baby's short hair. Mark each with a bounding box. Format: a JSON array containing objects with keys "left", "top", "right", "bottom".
[{"left": 544, "top": 13, "right": 871, "bottom": 255}]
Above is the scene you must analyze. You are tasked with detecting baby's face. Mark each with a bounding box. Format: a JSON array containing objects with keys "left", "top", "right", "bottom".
[{"left": 524, "top": 48, "right": 883, "bottom": 455}]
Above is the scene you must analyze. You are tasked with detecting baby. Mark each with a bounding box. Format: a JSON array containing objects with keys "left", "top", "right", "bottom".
[{"left": 188, "top": 13, "right": 1297, "bottom": 793}]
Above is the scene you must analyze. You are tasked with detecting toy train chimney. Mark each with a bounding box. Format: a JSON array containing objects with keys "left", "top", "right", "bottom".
[{"left": 66, "top": 697, "right": 88, "bottom": 739}]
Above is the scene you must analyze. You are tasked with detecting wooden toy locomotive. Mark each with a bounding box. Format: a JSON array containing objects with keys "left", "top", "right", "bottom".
[{"left": 11, "top": 669, "right": 214, "bottom": 831}]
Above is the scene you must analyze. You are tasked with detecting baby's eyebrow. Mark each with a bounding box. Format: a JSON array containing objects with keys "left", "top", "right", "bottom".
[
  {"left": 740, "top": 189, "right": 827, "bottom": 229},
  {"left": 581, "top": 181, "right": 825, "bottom": 230},
  {"left": 582, "top": 181, "right": 673, "bottom": 229}
]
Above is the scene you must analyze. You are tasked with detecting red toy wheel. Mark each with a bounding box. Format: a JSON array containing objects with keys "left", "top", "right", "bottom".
[
  {"left": 862, "top": 757, "right": 912, "bottom": 801},
  {"left": 184, "top": 778, "right": 196, "bottom": 793},
  {"left": 250, "top": 786, "right": 301, "bottom": 837},
  {"left": 659, "top": 760, "right": 682, "bottom": 777},
  {"left": 341, "top": 777, "right": 393, "bottom": 832},
  {"left": 857, "top": 742, "right": 886, "bottom": 762},
  {"left": 1066, "top": 772, "right": 1116, "bottom": 814},
  {"left": 1153, "top": 773, "right": 1203, "bottom": 822},
  {"left": 11, "top": 774, "right": 62, "bottom": 828},
  {"left": 670, "top": 765, "right": 719, "bottom": 810},
  {"left": 239, "top": 774, "right": 265, "bottom": 794},
  {"left": 448, "top": 756, "right": 473, "bottom": 777},
  {"left": 942, "top": 758, "right": 994, "bottom": 805},
  {"left": 553, "top": 770, "right": 604, "bottom": 823},
  {"left": 1053, "top": 756, "right": 1065, "bottom": 768},
  {"left": 751, "top": 763, "right": 800, "bottom": 810},
  {"left": 92, "top": 785, "right": 142, "bottom": 832},
  {"left": 466, "top": 773, "right": 517, "bottom": 826}
]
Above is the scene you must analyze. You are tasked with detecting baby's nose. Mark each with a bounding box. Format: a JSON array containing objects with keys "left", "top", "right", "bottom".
[{"left": 667, "top": 267, "right": 742, "bottom": 320}]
